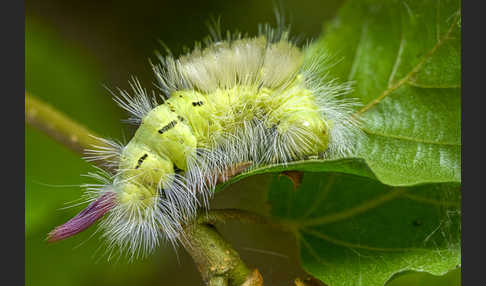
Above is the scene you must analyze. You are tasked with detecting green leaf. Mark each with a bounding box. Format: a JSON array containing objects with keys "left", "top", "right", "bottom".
[
  {"left": 386, "top": 267, "right": 461, "bottom": 286},
  {"left": 312, "top": 0, "right": 461, "bottom": 186},
  {"left": 270, "top": 173, "right": 461, "bottom": 286},
  {"left": 260, "top": 1, "right": 462, "bottom": 285},
  {"left": 218, "top": 0, "right": 461, "bottom": 191}
]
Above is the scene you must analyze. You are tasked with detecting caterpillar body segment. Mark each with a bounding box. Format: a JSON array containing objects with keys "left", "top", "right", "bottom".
[
  {"left": 48, "top": 25, "right": 362, "bottom": 259},
  {"left": 122, "top": 76, "right": 330, "bottom": 178}
]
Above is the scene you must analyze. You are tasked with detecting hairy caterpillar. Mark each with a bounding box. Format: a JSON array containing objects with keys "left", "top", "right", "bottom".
[{"left": 48, "top": 20, "right": 362, "bottom": 259}]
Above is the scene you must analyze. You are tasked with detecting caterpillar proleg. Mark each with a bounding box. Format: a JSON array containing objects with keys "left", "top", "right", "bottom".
[{"left": 48, "top": 20, "right": 363, "bottom": 259}]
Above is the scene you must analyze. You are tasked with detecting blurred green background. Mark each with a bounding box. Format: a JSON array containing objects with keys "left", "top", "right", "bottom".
[{"left": 25, "top": 0, "right": 460, "bottom": 285}]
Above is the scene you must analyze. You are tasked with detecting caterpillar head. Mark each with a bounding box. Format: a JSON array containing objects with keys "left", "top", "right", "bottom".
[
  {"left": 98, "top": 180, "right": 184, "bottom": 259},
  {"left": 48, "top": 140, "right": 186, "bottom": 259},
  {"left": 116, "top": 181, "right": 157, "bottom": 210},
  {"left": 47, "top": 180, "right": 187, "bottom": 259},
  {"left": 98, "top": 140, "right": 195, "bottom": 258}
]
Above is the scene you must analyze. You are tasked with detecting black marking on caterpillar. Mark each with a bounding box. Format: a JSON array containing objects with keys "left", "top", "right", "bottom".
[
  {"left": 166, "top": 102, "right": 176, "bottom": 112},
  {"left": 135, "top": 153, "right": 148, "bottom": 169},
  {"left": 158, "top": 120, "right": 178, "bottom": 134},
  {"left": 173, "top": 164, "right": 183, "bottom": 173}
]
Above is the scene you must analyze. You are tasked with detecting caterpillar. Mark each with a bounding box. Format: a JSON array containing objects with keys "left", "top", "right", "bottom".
[{"left": 47, "top": 19, "right": 362, "bottom": 259}]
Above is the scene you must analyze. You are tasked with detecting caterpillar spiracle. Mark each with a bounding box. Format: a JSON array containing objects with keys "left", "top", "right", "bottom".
[{"left": 47, "top": 20, "right": 363, "bottom": 259}]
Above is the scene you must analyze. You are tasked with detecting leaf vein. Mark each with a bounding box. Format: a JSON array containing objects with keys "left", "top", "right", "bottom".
[
  {"left": 302, "top": 174, "right": 336, "bottom": 218},
  {"left": 361, "top": 127, "right": 460, "bottom": 146},
  {"left": 298, "top": 232, "right": 332, "bottom": 266},
  {"left": 403, "top": 192, "right": 460, "bottom": 207},
  {"left": 356, "top": 12, "right": 460, "bottom": 115},
  {"left": 302, "top": 228, "right": 427, "bottom": 252},
  {"left": 297, "top": 188, "right": 405, "bottom": 227},
  {"left": 387, "top": 32, "right": 406, "bottom": 88},
  {"left": 407, "top": 80, "right": 460, "bottom": 89},
  {"left": 348, "top": 20, "right": 369, "bottom": 81}
]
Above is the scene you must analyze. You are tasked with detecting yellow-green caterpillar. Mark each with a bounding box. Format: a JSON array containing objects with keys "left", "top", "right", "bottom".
[{"left": 48, "top": 21, "right": 362, "bottom": 259}]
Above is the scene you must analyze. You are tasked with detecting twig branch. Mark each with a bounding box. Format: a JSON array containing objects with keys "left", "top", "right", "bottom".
[
  {"left": 25, "top": 92, "right": 101, "bottom": 154},
  {"left": 25, "top": 92, "right": 114, "bottom": 172},
  {"left": 183, "top": 223, "right": 257, "bottom": 285}
]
